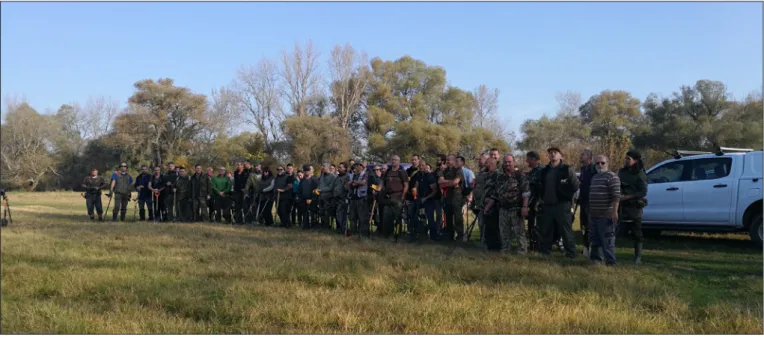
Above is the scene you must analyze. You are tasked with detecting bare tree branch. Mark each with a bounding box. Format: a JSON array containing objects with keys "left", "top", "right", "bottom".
[
  {"left": 280, "top": 40, "right": 322, "bottom": 117},
  {"left": 328, "top": 43, "right": 369, "bottom": 129}
]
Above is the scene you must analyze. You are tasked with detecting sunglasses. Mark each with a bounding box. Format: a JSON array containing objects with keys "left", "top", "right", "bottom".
[
  {"left": 596, "top": 162, "right": 607, "bottom": 165},
  {"left": 278, "top": 168, "right": 284, "bottom": 171},
  {"left": 121, "top": 165, "right": 127, "bottom": 168}
]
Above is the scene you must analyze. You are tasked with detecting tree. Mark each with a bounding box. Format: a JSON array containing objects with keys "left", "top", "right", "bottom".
[
  {"left": 120, "top": 78, "right": 209, "bottom": 168},
  {"left": 472, "top": 84, "right": 499, "bottom": 129},
  {"left": 283, "top": 115, "right": 350, "bottom": 166},
  {"left": 517, "top": 114, "right": 591, "bottom": 163},
  {"left": 281, "top": 40, "right": 322, "bottom": 117},
  {"left": 579, "top": 90, "right": 641, "bottom": 164},
  {"left": 329, "top": 43, "right": 370, "bottom": 129},
  {"left": 632, "top": 80, "right": 761, "bottom": 154},
  {"left": 234, "top": 58, "right": 284, "bottom": 153},
  {"left": 0, "top": 100, "right": 58, "bottom": 190}
]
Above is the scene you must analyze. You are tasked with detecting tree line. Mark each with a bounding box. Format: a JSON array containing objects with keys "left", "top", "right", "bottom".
[{"left": 1, "top": 40, "right": 761, "bottom": 191}]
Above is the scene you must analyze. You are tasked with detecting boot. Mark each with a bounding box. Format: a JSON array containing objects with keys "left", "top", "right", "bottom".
[
  {"left": 633, "top": 242, "right": 643, "bottom": 265},
  {"left": 120, "top": 212, "right": 126, "bottom": 222},
  {"left": 112, "top": 213, "right": 118, "bottom": 222},
  {"left": 90, "top": 215, "right": 95, "bottom": 221},
  {"left": 97, "top": 214, "right": 103, "bottom": 221},
  {"left": 139, "top": 209, "right": 146, "bottom": 221}
]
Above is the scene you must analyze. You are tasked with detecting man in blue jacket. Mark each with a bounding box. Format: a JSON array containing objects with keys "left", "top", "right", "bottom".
[{"left": 134, "top": 164, "right": 153, "bottom": 221}]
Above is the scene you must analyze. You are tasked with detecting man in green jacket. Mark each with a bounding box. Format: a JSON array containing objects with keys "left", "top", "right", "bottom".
[
  {"left": 191, "top": 164, "right": 211, "bottom": 222},
  {"left": 211, "top": 167, "right": 233, "bottom": 224}
]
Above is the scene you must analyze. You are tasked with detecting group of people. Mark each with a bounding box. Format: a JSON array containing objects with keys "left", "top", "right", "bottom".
[{"left": 81, "top": 146, "right": 648, "bottom": 265}]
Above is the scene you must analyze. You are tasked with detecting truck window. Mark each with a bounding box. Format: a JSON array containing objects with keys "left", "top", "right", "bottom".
[
  {"left": 691, "top": 157, "right": 733, "bottom": 181},
  {"left": 647, "top": 161, "right": 690, "bottom": 184}
]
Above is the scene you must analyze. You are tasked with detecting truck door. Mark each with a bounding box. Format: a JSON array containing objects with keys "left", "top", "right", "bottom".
[{"left": 682, "top": 157, "right": 734, "bottom": 224}]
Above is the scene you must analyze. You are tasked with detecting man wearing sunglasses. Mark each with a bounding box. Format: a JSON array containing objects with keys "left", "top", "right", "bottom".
[
  {"left": 110, "top": 162, "right": 134, "bottom": 222},
  {"left": 588, "top": 155, "right": 620, "bottom": 265}
]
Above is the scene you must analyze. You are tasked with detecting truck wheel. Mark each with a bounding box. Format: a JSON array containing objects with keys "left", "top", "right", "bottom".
[{"left": 749, "top": 213, "right": 763, "bottom": 247}]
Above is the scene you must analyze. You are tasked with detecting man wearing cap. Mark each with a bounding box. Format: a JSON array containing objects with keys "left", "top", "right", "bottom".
[
  {"left": 618, "top": 149, "right": 649, "bottom": 264},
  {"left": 191, "top": 164, "right": 211, "bottom": 222},
  {"left": 346, "top": 163, "right": 370, "bottom": 238},
  {"left": 538, "top": 147, "right": 580, "bottom": 258},
  {"left": 163, "top": 162, "right": 179, "bottom": 222},
  {"left": 82, "top": 168, "right": 108, "bottom": 221},
  {"left": 134, "top": 165, "right": 153, "bottom": 221},
  {"left": 110, "top": 162, "right": 134, "bottom": 222}
]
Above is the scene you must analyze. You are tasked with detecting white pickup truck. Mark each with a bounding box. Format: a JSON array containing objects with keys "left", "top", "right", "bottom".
[{"left": 640, "top": 148, "right": 763, "bottom": 246}]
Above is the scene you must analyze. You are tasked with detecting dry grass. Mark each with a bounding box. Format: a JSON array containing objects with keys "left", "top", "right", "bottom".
[{"left": 1, "top": 192, "right": 762, "bottom": 334}]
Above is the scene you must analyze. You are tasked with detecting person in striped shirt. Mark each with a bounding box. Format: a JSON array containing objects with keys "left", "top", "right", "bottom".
[{"left": 587, "top": 155, "right": 621, "bottom": 265}]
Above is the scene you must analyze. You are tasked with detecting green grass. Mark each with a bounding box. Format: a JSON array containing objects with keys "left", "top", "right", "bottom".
[{"left": 1, "top": 192, "right": 762, "bottom": 334}]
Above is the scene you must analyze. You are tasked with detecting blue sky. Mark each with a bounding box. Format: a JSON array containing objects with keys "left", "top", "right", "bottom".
[{"left": 1, "top": 2, "right": 761, "bottom": 136}]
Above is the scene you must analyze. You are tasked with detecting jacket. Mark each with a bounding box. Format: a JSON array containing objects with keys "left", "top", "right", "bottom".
[
  {"left": 245, "top": 173, "right": 261, "bottom": 197},
  {"left": 233, "top": 169, "right": 250, "bottom": 192},
  {"left": 347, "top": 171, "right": 368, "bottom": 199},
  {"left": 332, "top": 172, "right": 349, "bottom": 200},
  {"left": 190, "top": 173, "right": 211, "bottom": 199},
  {"left": 134, "top": 173, "right": 152, "bottom": 199},
  {"left": 112, "top": 172, "right": 134, "bottom": 196},
  {"left": 299, "top": 175, "right": 317, "bottom": 200},
  {"left": 211, "top": 175, "right": 231, "bottom": 197},
  {"left": 163, "top": 170, "right": 179, "bottom": 190},
  {"left": 83, "top": 175, "right": 107, "bottom": 196},
  {"left": 540, "top": 162, "right": 579, "bottom": 204},
  {"left": 618, "top": 166, "right": 648, "bottom": 208},
  {"left": 273, "top": 173, "right": 293, "bottom": 200},
  {"left": 259, "top": 176, "right": 275, "bottom": 200},
  {"left": 578, "top": 163, "right": 597, "bottom": 204},
  {"left": 317, "top": 173, "right": 336, "bottom": 198},
  {"left": 175, "top": 176, "right": 192, "bottom": 200}
]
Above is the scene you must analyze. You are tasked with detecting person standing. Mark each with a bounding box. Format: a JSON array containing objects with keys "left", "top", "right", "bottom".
[
  {"left": 416, "top": 160, "right": 438, "bottom": 241},
  {"left": 618, "top": 150, "right": 648, "bottom": 264},
  {"left": 274, "top": 166, "right": 295, "bottom": 227},
  {"left": 232, "top": 162, "right": 250, "bottom": 224},
  {"left": 211, "top": 167, "right": 232, "bottom": 224},
  {"left": 484, "top": 155, "right": 530, "bottom": 254},
  {"left": 332, "top": 163, "right": 350, "bottom": 233},
  {"left": 134, "top": 165, "right": 152, "bottom": 221},
  {"left": 367, "top": 165, "right": 382, "bottom": 232},
  {"left": 538, "top": 147, "right": 580, "bottom": 258},
  {"left": 292, "top": 170, "right": 302, "bottom": 226},
  {"left": 257, "top": 168, "right": 276, "bottom": 226},
  {"left": 380, "top": 155, "right": 409, "bottom": 238},
  {"left": 471, "top": 153, "right": 490, "bottom": 243},
  {"left": 206, "top": 167, "right": 215, "bottom": 221},
  {"left": 82, "top": 168, "right": 107, "bottom": 221},
  {"left": 297, "top": 166, "right": 317, "bottom": 229},
  {"left": 346, "top": 163, "right": 370, "bottom": 238},
  {"left": 405, "top": 155, "right": 422, "bottom": 241},
  {"left": 578, "top": 149, "right": 596, "bottom": 257},
  {"left": 148, "top": 167, "right": 167, "bottom": 221},
  {"left": 173, "top": 167, "right": 192, "bottom": 222},
  {"left": 439, "top": 155, "right": 465, "bottom": 241},
  {"left": 525, "top": 151, "right": 544, "bottom": 252},
  {"left": 190, "top": 164, "right": 211, "bottom": 222},
  {"left": 317, "top": 164, "right": 336, "bottom": 229},
  {"left": 163, "top": 162, "right": 179, "bottom": 222},
  {"left": 588, "top": 155, "right": 621, "bottom": 265},
  {"left": 110, "top": 162, "right": 134, "bottom": 222},
  {"left": 480, "top": 158, "right": 502, "bottom": 251}
]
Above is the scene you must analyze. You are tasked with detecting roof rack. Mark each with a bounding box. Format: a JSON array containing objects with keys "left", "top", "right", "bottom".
[
  {"left": 716, "top": 147, "right": 755, "bottom": 155},
  {"left": 673, "top": 150, "right": 712, "bottom": 159}
]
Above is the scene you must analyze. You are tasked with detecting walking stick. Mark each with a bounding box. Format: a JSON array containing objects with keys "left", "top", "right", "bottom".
[
  {"left": 103, "top": 192, "right": 113, "bottom": 222},
  {"left": 2, "top": 196, "right": 12, "bottom": 226},
  {"left": 368, "top": 199, "right": 377, "bottom": 230},
  {"left": 464, "top": 211, "right": 482, "bottom": 242},
  {"left": 152, "top": 192, "right": 158, "bottom": 223},
  {"left": 274, "top": 191, "right": 281, "bottom": 226}
]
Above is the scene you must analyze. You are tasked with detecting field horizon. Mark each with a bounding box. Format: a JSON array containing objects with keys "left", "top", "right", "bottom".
[{"left": 1, "top": 192, "right": 762, "bottom": 334}]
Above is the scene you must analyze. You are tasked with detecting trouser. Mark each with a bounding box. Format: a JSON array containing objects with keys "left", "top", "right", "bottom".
[
  {"left": 177, "top": 198, "right": 192, "bottom": 222},
  {"left": 319, "top": 196, "right": 335, "bottom": 229},
  {"left": 527, "top": 208, "right": 540, "bottom": 252},
  {"left": 349, "top": 198, "right": 370, "bottom": 236},
  {"left": 421, "top": 199, "right": 437, "bottom": 240},
  {"left": 619, "top": 206, "right": 644, "bottom": 243},
  {"left": 590, "top": 218, "right": 616, "bottom": 265},
  {"left": 435, "top": 199, "right": 443, "bottom": 233},
  {"left": 297, "top": 199, "right": 312, "bottom": 228},
  {"left": 112, "top": 193, "right": 130, "bottom": 221},
  {"left": 207, "top": 196, "right": 215, "bottom": 221},
  {"left": 498, "top": 208, "right": 527, "bottom": 254},
  {"left": 165, "top": 192, "right": 176, "bottom": 221},
  {"left": 214, "top": 195, "right": 232, "bottom": 223},
  {"left": 86, "top": 194, "right": 103, "bottom": 218},
  {"left": 155, "top": 194, "right": 167, "bottom": 221},
  {"left": 277, "top": 198, "right": 292, "bottom": 227},
  {"left": 407, "top": 200, "right": 420, "bottom": 237},
  {"left": 483, "top": 210, "right": 501, "bottom": 251},
  {"left": 258, "top": 198, "right": 274, "bottom": 226},
  {"left": 193, "top": 196, "right": 208, "bottom": 222},
  {"left": 382, "top": 196, "right": 403, "bottom": 237},
  {"left": 579, "top": 201, "right": 591, "bottom": 249},
  {"left": 335, "top": 199, "right": 348, "bottom": 233},
  {"left": 232, "top": 192, "right": 245, "bottom": 224},
  {"left": 443, "top": 195, "right": 464, "bottom": 240},
  {"left": 291, "top": 197, "right": 300, "bottom": 225},
  {"left": 539, "top": 202, "right": 577, "bottom": 257},
  {"left": 138, "top": 196, "right": 152, "bottom": 221}
]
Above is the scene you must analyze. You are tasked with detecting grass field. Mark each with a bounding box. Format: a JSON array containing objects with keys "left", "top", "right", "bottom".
[{"left": 1, "top": 192, "right": 762, "bottom": 334}]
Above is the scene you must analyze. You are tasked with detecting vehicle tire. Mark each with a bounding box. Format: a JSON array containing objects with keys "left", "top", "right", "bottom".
[{"left": 748, "top": 213, "right": 763, "bottom": 247}]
